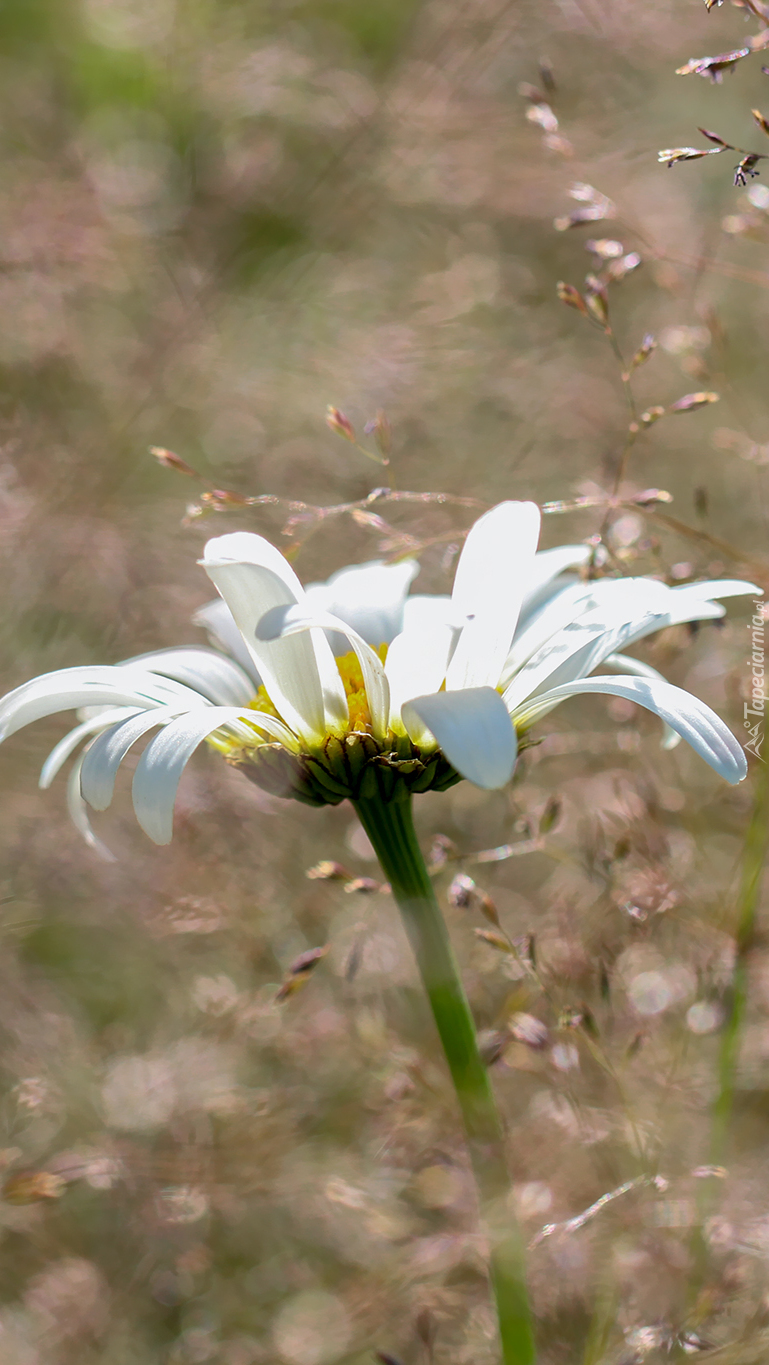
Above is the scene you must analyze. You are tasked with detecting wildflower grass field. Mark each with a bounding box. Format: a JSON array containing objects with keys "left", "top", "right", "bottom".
[{"left": 0, "top": 1, "right": 767, "bottom": 1362}]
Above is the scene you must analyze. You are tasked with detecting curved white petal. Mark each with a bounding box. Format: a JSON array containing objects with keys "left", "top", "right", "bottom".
[
  {"left": 66, "top": 751, "right": 116, "bottom": 863},
  {"left": 619, "top": 598, "right": 725, "bottom": 650},
  {"left": 131, "top": 706, "right": 268, "bottom": 845},
  {"left": 446, "top": 500, "right": 541, "bottom": 691},
  {"left": 201, "top": 534, "right": 348, "bottom": 742},
  {"left": 81, "top": 706, "right": 198, "bottom": 811},
  {"left": 305, "top": 559, "right": 419, "bottom": 646},
  {"left": 516, "top": 578, "right": 589, "bottom": 637},
  {"left": 192, "top": 598, "right": 262, "bottom": 684},
  {"left": 505, "top": 576, "right": 674, "bottom": 679},
  {"left": 670, "top": 579, "right": 761, "bottom": 604},
  {"left": 502, "top": 579, "right": 672, "bottom": 711},
  {"left": 81, "top": 701, "right": 294, "bottom": 814},
  {"left": 256, "top": 604, "right": 389, "bottom": 740},
  {"left": 0, "top": 667, "right": 204, "bottom": 743},
  {"left": 519, "top": 545, "right": 591, "bottom": 619},
  {"left": 120, "top": 647, "right": 255, "bottom": 706},
  {"left": 39, "top": 707, "right": 141, "bottom": 789},
  {"left": 502, "top": 576, "right": 738, "bottom": 714},
  {"left": 619, "top": 578, "right": 759, "bottom": 652},
  {"left": 504, "top": 575, "right": 743, "bottom": 696},
  {"left": 402, "top": 687, "right": 518, "bottom": 790},
  {"left": 401, "top": 594, "right": 456, "bottom": 633},
  {"left": 385, "top": 623, "right": 456, "bottom": 736},
  {"left": 501, "top": 579, "right": 601, "bottom": 687},
  {"left": 512, "top": 675, "right": 747, "bottom": 784},
  {"left": 602, "top": 653, "right": 680, "bottom": 750}
]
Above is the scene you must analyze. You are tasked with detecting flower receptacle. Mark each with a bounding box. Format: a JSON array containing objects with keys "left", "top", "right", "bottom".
[{"left": 230, "top": 730, "right": 461, "bottom": 806}]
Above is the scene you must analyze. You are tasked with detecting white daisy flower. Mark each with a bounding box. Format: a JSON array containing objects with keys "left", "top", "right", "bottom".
[{"left": 0, "top": 501, "right": 755, "bottom": 853}]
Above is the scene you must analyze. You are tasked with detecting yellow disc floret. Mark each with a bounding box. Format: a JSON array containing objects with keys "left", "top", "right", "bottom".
[
  {"left": 210, "top": 644, "right": 391, "bottom": 757},
  {"left": 212, "top": 642, "right": 460, "bottom": 805},
  {"left": 246, "top": 644, "right": 388, "bottom": 735},
  {"left": 334, "top": 644, "right": 388, "bottom": 734},
  {"left": 248, "top": 687, "right": 282, "bottom": 723}
]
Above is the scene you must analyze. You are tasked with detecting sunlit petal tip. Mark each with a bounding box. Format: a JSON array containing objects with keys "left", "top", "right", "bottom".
[
  {"left": 202, "top": 556, "right": 347, "bottom": 741},
  {"left": 402, "top": 687, "right": 517, "bottom": 790},
  {"left": 199, "top": 531, "right": 278, "bottom": 566},
  {"left": 661, "top": 730, "right": 683, "bottom": 752},
  {"left": 446, "top": 500, "right": 542, "bottom": 691},
  {"left": 0, "top": 666, "right": 205, "bottom": 746},
  {"left": 675, "top": 578, "right": 762, "bottom": 600}
]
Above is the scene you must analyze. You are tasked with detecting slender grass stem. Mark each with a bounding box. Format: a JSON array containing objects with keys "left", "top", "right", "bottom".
[
  {"left": 354, "top": 793, "right": 536, "bottom": 1365},
  {"left": 687, "top": 760, "right": 769, "bottom": 1319},
  {"left": 711, "top": 758, "right": 769, "bottom": 1163}
]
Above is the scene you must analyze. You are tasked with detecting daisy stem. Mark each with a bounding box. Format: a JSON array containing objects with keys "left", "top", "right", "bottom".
[{"left": 353, "top": 793, "right": 536, "bottom": 1365}]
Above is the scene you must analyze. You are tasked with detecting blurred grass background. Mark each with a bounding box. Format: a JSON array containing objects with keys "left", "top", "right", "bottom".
[{"left": 0, "top": 0, "right": 768, "bottom": 1362}]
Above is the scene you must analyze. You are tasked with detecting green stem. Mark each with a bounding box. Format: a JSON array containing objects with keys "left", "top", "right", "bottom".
[
  {"left": 687, "top": 759, "right": 769, "bottom": 1316},
  {"left": 712, "top": 757, "right": 769, "bottom": 1162},
  {"left": 354, "top": 793, "right": 536, "bottom": 1365}
]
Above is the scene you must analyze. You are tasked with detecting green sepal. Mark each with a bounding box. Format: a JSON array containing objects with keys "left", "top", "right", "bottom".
[
  {"left": 305, "top": 759, "right": 350, "bottom": 799},
  {"left": 409, "top": 757, "right": 439, "bottom": 792},
  {"left": 231, "top": 732, "right": 460, "bottom": 807}
]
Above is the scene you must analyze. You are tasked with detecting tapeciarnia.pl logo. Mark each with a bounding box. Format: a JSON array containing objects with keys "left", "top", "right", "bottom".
[{"left": 744, "top": 598, "right": 767, "bottom": 762}]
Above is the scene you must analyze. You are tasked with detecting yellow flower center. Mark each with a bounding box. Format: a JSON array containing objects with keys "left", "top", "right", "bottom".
[
  {"left": 219, "top": 643, "right": 464, "bottom": 806},
  {"left": 247, "top": 644, "right": 389, "bottom": 737}
]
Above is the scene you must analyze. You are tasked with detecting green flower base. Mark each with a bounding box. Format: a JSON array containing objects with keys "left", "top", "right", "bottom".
[{"left": 232, "top": 730, "right": 463, "bottom": 806}]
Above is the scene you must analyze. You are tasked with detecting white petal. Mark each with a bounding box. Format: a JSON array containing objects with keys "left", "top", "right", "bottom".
[
  {"left": 609, "top": 577, "right": 761, "bottom": 654},
  {"left": 257, "top": 604, "right": 389, "bottom": 740},
  {"left": 131, "top": 706, "right": 266, "bottom": 845},
  {"left": 602, "top": 653, "right": 680, "bottom": 750},
  {"left": 512, "top": 675, "right": 747, "bottom": 784},
  {"left": 446, "top": 500, "right": 541, "bottom": 691},
  {"left": 502, "top": 576, "right": 737, "bottom": 712},
  {"left": 201, "top": 535, "right": 347, "bottom": 742},
  {"left": 39, "top": 707, "right": 141, "bottom": 789},
  {"left": 401, "top": 594, "right": 456, "bottom": 633},
  {"left": 203, "top": 531, "right": 307, "bottom": 593},
  {"left": 0, "top": 666, "right": 203, "bottom": 743},
  {"left": 66, "top": 751, "right": 116, "bottom": 862},
  {"left": 502, "top": 579, "right": 672, "bottom": 711},
  {"left": 504, "top": 576, "right": 739, "bottom": 696},
  {"left": 305, "top": 559, "right": 419, "bottom": 646},
  {"left": 516, "top": 578, "right": 587, "bottom": 637},
  {"left": 595, "top": 578, "right": 757, "bottom": 657},
  {"left": 192, "top": 598, "right": 262, "bottom": 684},
  {"left": 519, "top": 545, "right": 591, "bottom": 618},
  {"left": 402, "top": 687, "right": 518, "bottom": 789},
  {"left": 81, "top": 701, "right": 294, "bottom": 814},
  {"left": 670, "top": 578, "right": 761, "bottom": 604},
  {"left": 81, "top": 706, "right": 196, "bottom": 811},
  {"left": 385, "top": 623, "right": 456, "bottom": 736},
  {"left": 120, "top": 647, "right": 255, "bottom": 705},
  {"left": 501, "top": 579, "right": 601, "bottom": 686}
]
